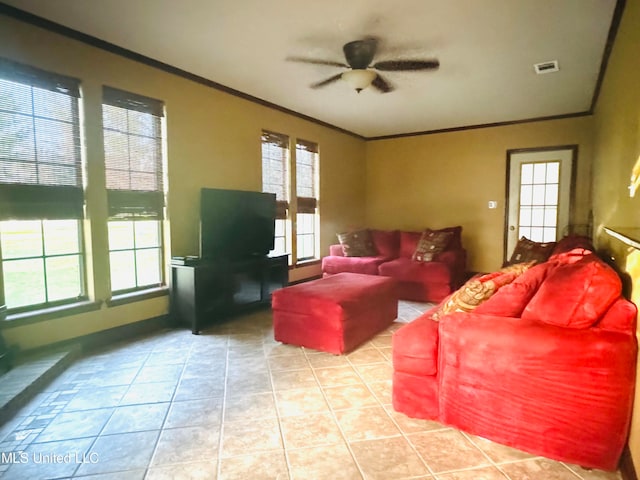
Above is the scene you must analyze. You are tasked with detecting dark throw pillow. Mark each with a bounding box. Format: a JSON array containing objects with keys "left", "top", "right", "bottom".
[
  {"left": 505, "top": 236, "right": 556, "bottom": 266},
  {"left": 337, "top": 229, "right": 377, "bottom": 257},
  {"left": 412, "top": 229, "right": 453, "bottom": 262}
]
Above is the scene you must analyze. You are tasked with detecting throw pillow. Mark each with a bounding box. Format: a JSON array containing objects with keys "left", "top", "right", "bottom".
[
  {"left": 474, "top": 262, "right": 552, "bottom": 317},
  {"left": 337, "top": 229, "right": 377, "bottom": 257},
  {"left": 522, "top": 254, "right": 622, "bottom": 329},
  {"left": 412, "top": 229, "right": 453, "bottom": 262},
  {"left": 505, "top": 236, "right": 556, "bottom": 266},
  {"left": 431, "top": 270, "right": 517, "bottom": 320}
]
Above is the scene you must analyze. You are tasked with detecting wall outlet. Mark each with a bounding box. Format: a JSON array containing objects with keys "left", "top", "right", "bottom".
[{"left": 488, "top": 200, "right": 498, "bottom": 209}]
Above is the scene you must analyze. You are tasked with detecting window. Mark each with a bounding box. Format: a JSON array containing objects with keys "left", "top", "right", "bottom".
[
  {"left": 517, "top": 161, "right": 560, "bottom": 243},
  {"left": 261, "top": 131, "right": 290, "bottom": 258},
  {"left": 295, "top": 139, "right": 319, "bottom": 261},
  {"left": 261, "top": 131, "right": 319, "bottom": 264},
  {"left": 0, "top": 58, "right": 85, "bottom": 312},
  {"left": 102, "top": 87, "right": 165, "bottom": 294}
]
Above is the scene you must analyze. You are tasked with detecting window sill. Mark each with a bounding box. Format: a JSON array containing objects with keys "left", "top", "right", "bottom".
[
  {"left": 106, "top": 286, "right": 169, "bottom": 307},
  {"left": 291, "top": 259, "right": 321, "bottom": 268},
  {"left": 1, "top": 300, "right": 102, "bottom": 329}
]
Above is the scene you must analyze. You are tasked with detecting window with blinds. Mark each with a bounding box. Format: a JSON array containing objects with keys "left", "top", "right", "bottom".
[
  {"left": 0, "top": 58, "right": 83, "bottom": 220},
  {"left": 102, "top": 86, "right": 165, "bottom": 220},
  {"left": 261, "top": 130, "right": 320, "bottom": 264},
  {"left": 261, "top": 131, "right": 289, "bottom": 219},
  {"left": 0, "top": 58, "right": 86, "bottom": 311},
  {"left": 262, "top": 131, "right": 290, "bottom": 257},
  {"left": 295, "top": 139, "right": 319, "bottom": 261},
  {"left": 102, "top": 87, "right": 165, "bottom": 293}
]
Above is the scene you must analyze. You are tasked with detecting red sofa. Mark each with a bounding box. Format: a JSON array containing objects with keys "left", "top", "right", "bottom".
[
  {"left": 392, "top": 243, "right": 637, "bottom": 470},
  {"left": 322, "top": 228, "right": 467, "bottom": 302}
]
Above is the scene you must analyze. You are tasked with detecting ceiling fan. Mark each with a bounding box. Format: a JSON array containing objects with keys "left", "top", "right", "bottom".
[{"left": 287, "top": 37, "right": 439, "bottom": 93}]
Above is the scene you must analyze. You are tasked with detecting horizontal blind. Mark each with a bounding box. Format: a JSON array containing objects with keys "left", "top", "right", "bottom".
[
  {"left": 0, "top": 57, "right": 83, "bottom": 220},
  {"left": 261, "top": 130, "right": 289, "bottom": 219},
  {"left": 102, "top": 86, "right": 165, "bottom": 219},
  {"left": 296, "top": 139, "right": 318, "bottom": 214}
]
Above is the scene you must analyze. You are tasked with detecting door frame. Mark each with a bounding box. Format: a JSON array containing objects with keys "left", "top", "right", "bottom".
[{"left": 503, "top": 145, "right": 578, "bottom": 264}]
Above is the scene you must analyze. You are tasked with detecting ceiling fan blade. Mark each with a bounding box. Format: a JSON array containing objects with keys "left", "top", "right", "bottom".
[
  {"left": 373, "top": 60, "right": 440, "bottom": 71},
  {"left": 343, "top": 38, "right": 378, "bottom": 69},
  {"left": 286, "top": 56, "right": 348, "bottom": 68},
  {"left": 310, "top": 73, "right": 343, "bottom": 89},
  {"left": 371, "top": 74, "right": 393, "bottom": 93}
]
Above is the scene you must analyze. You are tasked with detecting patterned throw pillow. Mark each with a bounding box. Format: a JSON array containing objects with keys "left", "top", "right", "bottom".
[
  {"left": 337, "top": 229, "right": 377, "bottom": 257},
  {"left": 412, "top": 230, "right": 453, "bottom": 262},
  {"left": 431, "top": 262, "right": 534, "bottom": 320},
  {"left": 505, "top": 237, "right": 556, "bottom": 266}
]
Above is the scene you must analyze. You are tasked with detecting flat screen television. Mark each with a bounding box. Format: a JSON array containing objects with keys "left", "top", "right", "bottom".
[{"left": 199, "top": 188, "right": 276, "bottom": 260}]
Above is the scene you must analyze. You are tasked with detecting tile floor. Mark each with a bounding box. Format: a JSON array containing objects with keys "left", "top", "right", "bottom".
[{"left": 0, "top": 301, "right": 623, "bottom": 479}]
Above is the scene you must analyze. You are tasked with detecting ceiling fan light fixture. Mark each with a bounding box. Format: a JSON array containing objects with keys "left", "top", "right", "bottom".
[{"left": 341, "top": 69, "right": 377, "bottom": 93}]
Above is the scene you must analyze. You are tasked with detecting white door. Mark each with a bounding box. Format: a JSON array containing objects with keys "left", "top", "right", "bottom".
[{"left": 505, "top": 147, "right": 575, "bottom": 259}]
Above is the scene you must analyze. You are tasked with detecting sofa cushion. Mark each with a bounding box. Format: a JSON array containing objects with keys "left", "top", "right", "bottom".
[
  {"left": 505, "top": 236, "right": 556, "bottom": 266},
  {"left": 392, "top": 311, "right": 439, "bottom": 376},
  {"left": 337, "top": 229, "right": 377, "bottom": 257},
  {"left": 595, "top": 297, "right": 637, "bottom": 333},
  {"left": 379, "top": 257, "right": 451, "bottom": 284},
  {"left": 412, "top": 230, "right": 453, "bottom": 262},
  {"left": 474, "top": 262, "right": 552, "bottom": 317},
  {"left": 399, "top": 231, "right": 423, "bottom": 258},
  {"left": 321, "top": 254, "right": 386, "bottom": 276},
  {"left": 371, "top": 229, "right": 400, "bottom": 259},
  {"left": 522, "top": 254, "right": 622, "bottom": 329}
]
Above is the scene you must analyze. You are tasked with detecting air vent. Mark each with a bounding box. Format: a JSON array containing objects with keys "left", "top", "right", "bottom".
[{"left": 534, "top": 60, "right": 559, "bottom": 74}]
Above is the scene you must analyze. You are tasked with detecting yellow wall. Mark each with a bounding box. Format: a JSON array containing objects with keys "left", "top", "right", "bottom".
[
  {"left": 365, "top": 117, "right": 594, "bottom": 272},
  {"left": 591, "top": 0, "right": 640, "bottom": 470},
  {"left": 0, "top": 14, "right": 367, "bottom": 350}
]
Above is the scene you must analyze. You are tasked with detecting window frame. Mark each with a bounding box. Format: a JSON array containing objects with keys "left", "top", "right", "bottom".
[
  {"left": 0, "top": 219, "right": 86, "bottom": 313},
  {"left": 261, "top": 130, "right": 320, "bottom": 266},
  {"left": 295, "top": 139, "right": 319, "bottom": 263},
  {"left": 101, "top": 86, "right": 167, "bottom": 295},
  {"left": 0, "top": 58, "right": 87, "bottom": 315}
]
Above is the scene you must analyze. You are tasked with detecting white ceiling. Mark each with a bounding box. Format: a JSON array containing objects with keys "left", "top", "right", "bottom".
[{"left": 1, "top": 0, "right": 619, "bottom": 138}]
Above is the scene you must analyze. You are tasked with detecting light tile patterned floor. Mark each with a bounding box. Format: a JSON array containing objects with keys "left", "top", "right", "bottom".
[{"left": 0, "top": 301, "right": 623, "bottom": 479}]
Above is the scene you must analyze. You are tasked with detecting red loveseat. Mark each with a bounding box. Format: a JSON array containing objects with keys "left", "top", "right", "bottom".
[
  {"left": 391, "top": 244, "right": 637, "bottom": 470},
  {"left": 322, "top": 228, "right": 467, "bottom": 302}
]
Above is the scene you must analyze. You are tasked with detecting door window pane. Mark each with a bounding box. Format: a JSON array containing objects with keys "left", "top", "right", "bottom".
[
  {"left": 521, "top": 164, "right": 533, "bottom": 184},
  {"left": 533, "top": 163, "right": 547, "bottom": 183}
]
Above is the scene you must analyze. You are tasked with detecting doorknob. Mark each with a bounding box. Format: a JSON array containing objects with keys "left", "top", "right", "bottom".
[{"left": 509, "top": 226, "right": 515, "bottom": 231}]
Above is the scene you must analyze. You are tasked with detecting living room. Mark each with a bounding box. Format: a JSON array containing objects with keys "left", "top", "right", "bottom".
[{"left": 0, "top": 0, "right": 639, "bottom": 478}]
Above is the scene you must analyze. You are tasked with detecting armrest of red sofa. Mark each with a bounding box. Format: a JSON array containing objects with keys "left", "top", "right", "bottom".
[
  {"left": 328, "top": 244, "right": 344, "bottom": 256},
  {"left": 435, "top": 248, "right": 467, "bottom": 286},
  {"left": 392, "top": 308, "right": 440, "bottom": 376}
]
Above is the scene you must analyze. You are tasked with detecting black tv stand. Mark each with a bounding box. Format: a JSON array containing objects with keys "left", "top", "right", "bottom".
[{"left": 170, "top": 254, "right": 288, "bottom": 334}]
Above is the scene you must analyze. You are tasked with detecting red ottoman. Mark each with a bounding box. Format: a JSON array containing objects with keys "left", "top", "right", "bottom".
[{"left": 272, "top": 272, "right": 398, "bottom": 354}]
